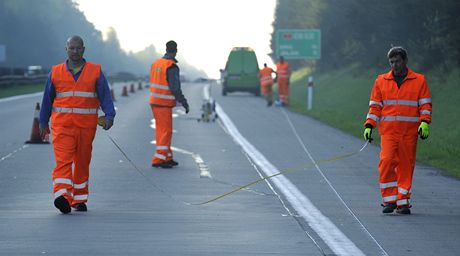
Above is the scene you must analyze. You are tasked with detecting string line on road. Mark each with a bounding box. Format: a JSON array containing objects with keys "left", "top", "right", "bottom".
[
  {"left": 280, "top": 107, "right": 389, "bottom": 256},
  {"left": 0, "top": 145, "right": 29, "bottom": 163}
]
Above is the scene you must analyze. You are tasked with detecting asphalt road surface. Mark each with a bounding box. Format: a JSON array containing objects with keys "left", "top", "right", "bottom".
[{"left": 0, "top": 81, "right": 459, "bottom": 256}]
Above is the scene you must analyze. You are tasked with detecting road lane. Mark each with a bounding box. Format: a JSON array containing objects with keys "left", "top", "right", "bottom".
[
  {"left": 1, "top": 80, "right": 459, "bottom": 256},
  {"left": 211, "top": 81, "right": 460, "bottom": 256},
  {"left": 0, "top": 82, "right": 321, "bottom": 255}
]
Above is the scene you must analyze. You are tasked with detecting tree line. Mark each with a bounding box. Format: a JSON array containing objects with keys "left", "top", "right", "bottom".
[
  {"left": 270, "top": 0, "right": 460, "bottom": 72},
  {"left": 0, "top": 0, "right": 206, "bottom": 78}
]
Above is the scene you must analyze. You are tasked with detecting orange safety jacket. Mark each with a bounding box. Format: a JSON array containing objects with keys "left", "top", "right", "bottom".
[
  {"left": 276, "top": 62, "right": 290, "bottom": 82},
  {"left": 149, "top": 58, "right": 177, "bottom": 107},
  {"left": 51, "top": 62, "right": 101, "bottom": 128},
  {"left": 259, "top": 67, "right": 274, "bottom": 87},
  {"left": 365, "top": 68, "right": 432, "bottom": 135}
]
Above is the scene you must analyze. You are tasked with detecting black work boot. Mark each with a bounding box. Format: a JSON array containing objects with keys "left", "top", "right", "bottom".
[
  {"left": 73, "top": 203, "right": 87, "bottom": 212},
  {"left": 381, "top": 203, "right": 397, "bottom": 213},
  {"left": 166, "top": 159, "right": 179, "bottom": 166},
  {"left": 54, "top": 195, "right": 71, "bottom": 214},
  {"left": 396, "top": 205, "right": 411, "bottom": 215},
  {"left": 152, "top": 162, "right": 173, "bottom": 168}
]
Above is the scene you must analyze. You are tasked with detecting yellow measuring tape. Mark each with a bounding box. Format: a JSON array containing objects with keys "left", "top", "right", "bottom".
[
  {"left": 192, "top": 140, "right": 371, "bottom": 205},
  {"left": 108, "top": 134, "right": 371, "bottom": 206}
]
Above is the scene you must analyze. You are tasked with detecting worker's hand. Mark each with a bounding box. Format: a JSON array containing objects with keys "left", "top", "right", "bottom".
[
  {"left": 39, "top": 127, "right": 50, "bottom": 140},
  {"left": 103, "top": 118, "right": 113, "bottom": 130},
  {"left": 183, "top": 101, "right": 190, "bottom": 114},
  {"left": 363, "top": 127, "right": 373, "bottom": 141},
  {"left": 418, "top": 121, "right": 429, "bottom": 140}
]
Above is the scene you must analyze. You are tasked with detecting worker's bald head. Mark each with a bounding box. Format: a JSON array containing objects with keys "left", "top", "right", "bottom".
[
  {"left": 66, "top": 35, "right": 84, "bottom": 47},
  {"left": 66, "top": 35, "right": 85, "bottom": 63}
]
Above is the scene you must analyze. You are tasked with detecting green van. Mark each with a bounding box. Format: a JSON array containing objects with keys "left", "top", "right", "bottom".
[{"left": 222, "top": 47, "right": 260, "bottom": 96}]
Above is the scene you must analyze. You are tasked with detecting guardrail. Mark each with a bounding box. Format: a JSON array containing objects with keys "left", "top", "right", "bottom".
[{"left": 0, "top": 74, "right": 48, "bottom": 87}]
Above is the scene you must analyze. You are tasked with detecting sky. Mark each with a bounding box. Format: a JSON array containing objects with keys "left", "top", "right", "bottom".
[{"left": 75, "top": 0, "right": 277, "bottom": 78}]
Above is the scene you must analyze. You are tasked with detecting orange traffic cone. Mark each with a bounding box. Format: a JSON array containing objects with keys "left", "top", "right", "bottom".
[
  {"left": 111, "top": 88, "right": 116, "bottom": 102},
  {"left": 129, "top": 83, "right": 135, "bottom": 93},
  {"left": 138, "top": 82, "right": 143, "bottom": 90},
  {"left": 25, "top": 102, "right": 49, "bottom": 144},
  {"left": 121, "top": 86, "right": 128, "bottom": 97}
]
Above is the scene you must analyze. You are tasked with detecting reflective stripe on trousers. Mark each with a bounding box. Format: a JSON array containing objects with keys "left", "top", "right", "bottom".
[
  {"left": 152, "top": 107, "right": 173, "bottom": 164},
  {"left": 51, "top": 125, "right": 96, "bottom": 206},
  {"left": 278, "top": 80, "right": 289, "bottom": 104},
  {"left": 378, "top": 134, "right": 417, "bottom": 205}
]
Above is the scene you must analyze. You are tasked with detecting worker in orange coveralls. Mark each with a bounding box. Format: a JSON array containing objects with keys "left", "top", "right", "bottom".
[
  {"left": 275, "top": 56, "right": 291, "bottom": 106},
  {"left": 39, "top": 35, "right": 116, "bottom": 214},
  {"left": 364, "top": 46, "right": 432, "bottom": 215},
  {"left": 149, "top": 40, "right": 189, "bottom": 168},
  {"left": 259, "top": 63, "right": 276, "bottom": 106}
]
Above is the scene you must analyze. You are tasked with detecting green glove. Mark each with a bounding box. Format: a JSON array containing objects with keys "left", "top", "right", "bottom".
[
  {"left": 418, "top": 122, "right": 429, "bottom": 140},
  {"left": 363, "top": 127, "right": 373, "bottom": 141}
]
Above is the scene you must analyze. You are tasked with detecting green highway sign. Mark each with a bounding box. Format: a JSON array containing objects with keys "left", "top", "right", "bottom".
[{"left": 276, "top": 29, "right": 321, "bottom": 60}]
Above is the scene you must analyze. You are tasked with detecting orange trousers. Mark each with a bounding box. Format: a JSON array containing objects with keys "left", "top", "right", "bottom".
[
  {"left": 151, "top": 106, "right": 173, "bottom": 164},
  {"left": 261, "top": 84, "right": 273, "bottom": 104},
  {"left": 378, "top": 134, "right": 417, "bottom": 207},
  {"left": 51, "top": 125, "right": 96, "bottom": 207},
  {"left": 278, "top": 79, "right": 289, "bottom": 105}
]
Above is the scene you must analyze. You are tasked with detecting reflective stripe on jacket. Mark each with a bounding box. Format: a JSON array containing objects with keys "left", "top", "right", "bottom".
[
  {"left": 51, "top": 62, "right": 101, "bottom": 128},
  {"left": 259, "top": 67, "right": 274, "bottom": 86},
  {"left": 365, "top": 68, "right": 432, "bottom": 135},
  {"left": 149, "top": 58, "right": 176, "bottom": 107},
  {"left": 276, "top": 62, "right": 290, "bottom": 81}
]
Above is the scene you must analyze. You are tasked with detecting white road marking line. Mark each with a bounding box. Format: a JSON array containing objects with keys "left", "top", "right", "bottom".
[
  {"left": 150, "top": 138, "right": 211, "bottom": 179},
  {"left": 0, "top": 92, "right": 42, "bottom": 103},
  {"left": 281, "top": 108, "right": 389, "bottom": 256},
  {"left": 170, "top": 146, "right": 211, "bottom": 178},
  {"left": 0, "top": 145, "right": 29, "bottom": 163},
  {"left": 214, "top": 102, "right": 365, "bottom": 255}
]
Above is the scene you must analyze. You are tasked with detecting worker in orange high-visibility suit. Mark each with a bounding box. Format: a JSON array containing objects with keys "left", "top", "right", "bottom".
[
  {"left": 275, "top": 56, "right": 291, "bottom": 106},
  {"left": 39, "top": 36, "right": 116, "bottom": 214},
  {"left": 259, "top": 63, "right": 276, "bottom": 106},
  {"left": 364, "top": 47, "right": 432, "bottom": 215},
  {"left": 149, "top": 40, "right": 189, "bottom": 168}
]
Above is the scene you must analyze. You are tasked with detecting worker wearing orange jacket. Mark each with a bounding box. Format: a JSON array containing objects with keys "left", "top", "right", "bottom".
[
  {"left": 364, "top": 47, "right": 432, "bottom": 215},
  {"left": 39, "top": 36, "right": 116, "bottom": 214},
  {"left": 259, "top": 63, "right": 276, "bottom": 106},
  {"left": 150, "top": 40, "right": 189, "bottom": 168},
  {"left": 276, "top": 56, "right": 290, "bottom": 106}
]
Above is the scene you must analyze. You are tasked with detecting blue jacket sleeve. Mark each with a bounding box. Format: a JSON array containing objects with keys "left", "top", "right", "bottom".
[
  {"left": 39, "top": 72, "right": 55, "bottom": 128},
  {"left": 167, "top": 64, "right": 187, "bottom": 106},
  {"left": 96, "top": 71, "right": 116, "bottom": 121}
]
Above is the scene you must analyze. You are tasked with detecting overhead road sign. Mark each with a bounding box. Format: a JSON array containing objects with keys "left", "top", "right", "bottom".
[{"left": 276, "top": 29, "right": 321, "bottom": 60}]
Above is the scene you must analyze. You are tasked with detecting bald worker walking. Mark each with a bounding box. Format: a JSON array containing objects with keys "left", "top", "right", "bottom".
[{"left": 40, "top": 35, "right": 116, "bottom": 214}]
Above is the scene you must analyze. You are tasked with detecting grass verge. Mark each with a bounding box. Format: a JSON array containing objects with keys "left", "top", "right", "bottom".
[{"left": 0, "top": 84, "right": 44, "bottom": 99}]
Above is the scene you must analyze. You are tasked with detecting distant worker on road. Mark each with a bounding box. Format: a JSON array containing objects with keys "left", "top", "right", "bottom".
[
  {"left": 259, "top": 63, "right": 276, "bottom": 106},
  {"left": 149, "top": 40, "right": 189, "bottom": 168},
  {"left": 364, "top": 46, "right": 432, "bottom": 215},
  {"left": 275, "top": 56, "right": 291, "bottom": 106},
  {"left": 219, "top": 68, "right": 227, "bottom": 85},
  {"left": 39, "top": 35, "right": 116, "bottom": 214}
]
